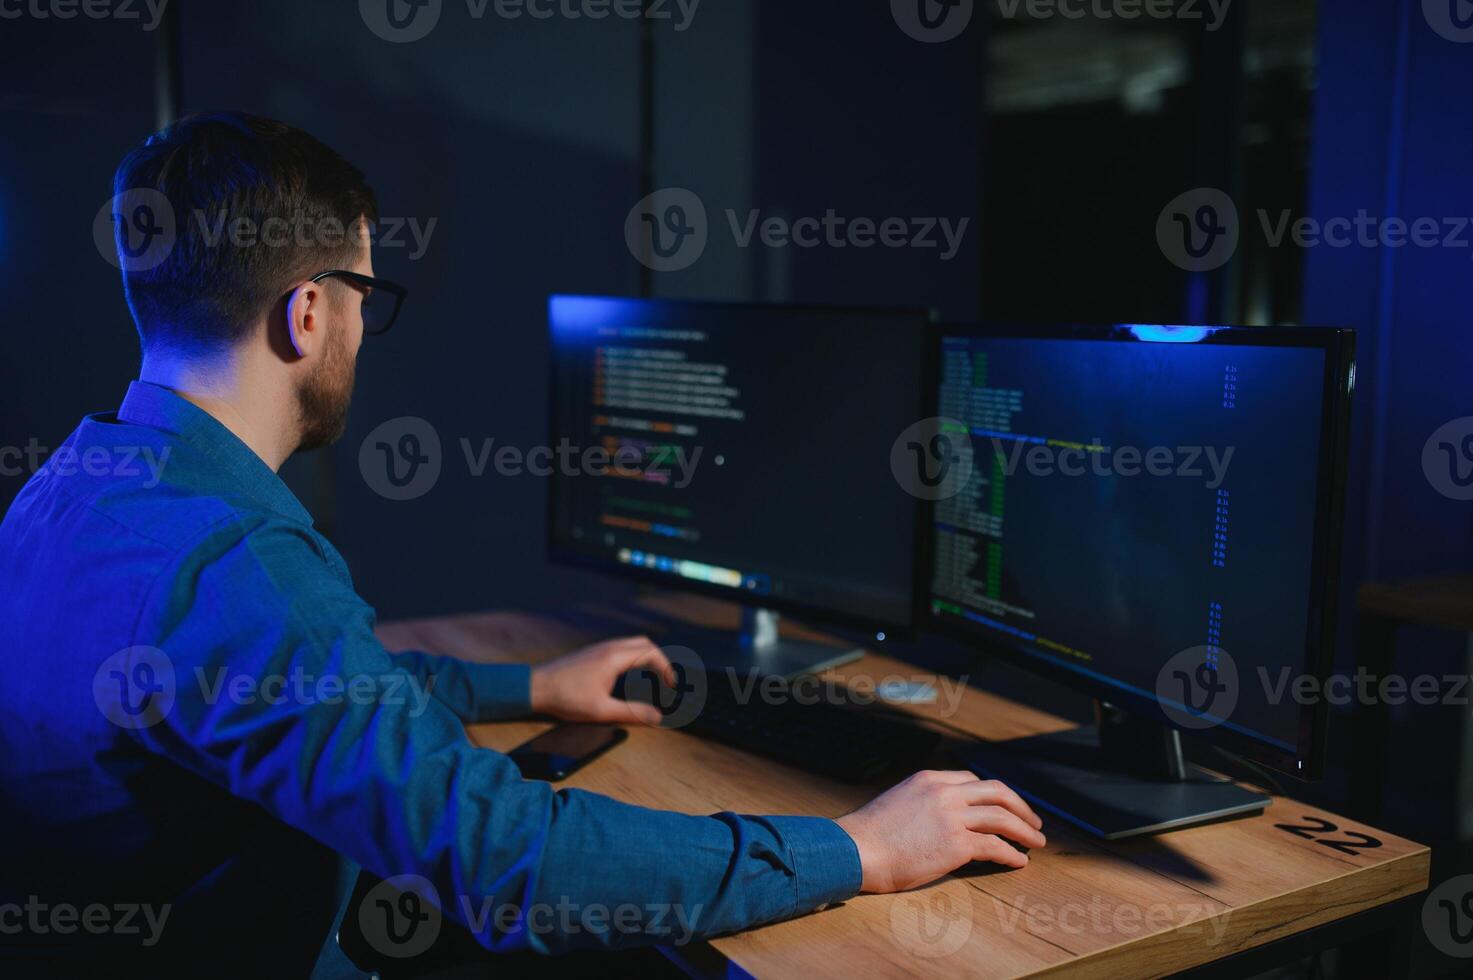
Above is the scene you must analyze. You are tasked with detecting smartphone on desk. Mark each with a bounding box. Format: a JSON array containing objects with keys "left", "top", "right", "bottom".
[{"left": 508, "top": 724, "right": 627, "bottom": 781}]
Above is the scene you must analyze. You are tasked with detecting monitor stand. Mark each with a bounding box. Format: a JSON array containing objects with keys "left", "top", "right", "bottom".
[
  {"left": 669, "top": 607, "right": 864, "bottom": 681},
  {"left": 953, "top": 702, "right": 1270, "bottom": 840}
]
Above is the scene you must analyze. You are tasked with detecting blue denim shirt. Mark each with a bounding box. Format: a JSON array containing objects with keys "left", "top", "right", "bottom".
[{"left": 0, "top": 381, "right": 861, "bottom": 972}]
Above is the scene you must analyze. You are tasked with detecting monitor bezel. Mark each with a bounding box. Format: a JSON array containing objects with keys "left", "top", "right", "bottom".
[
  {"left": 922, "top": 321, "right": 1355, "bottom": 780},
  {"left": 545, "top": 293, "right": 935, "bottom": 641}
]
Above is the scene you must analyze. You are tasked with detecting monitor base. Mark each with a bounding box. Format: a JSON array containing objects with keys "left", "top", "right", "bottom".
[
  {"left": 665, "top": 607, "right": 864, "bottom": 680},
  {"left": 954, "top": 724, "right": 1270, "bottom": 840}
]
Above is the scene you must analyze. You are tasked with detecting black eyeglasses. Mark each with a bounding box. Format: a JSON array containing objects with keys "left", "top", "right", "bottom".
[{"left": 307, "top": 270, "right": 408, "bottom": 336}]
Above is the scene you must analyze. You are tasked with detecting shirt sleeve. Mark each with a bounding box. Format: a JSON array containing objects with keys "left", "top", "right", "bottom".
[
  {"left": 389, "top": 651, "right": 532, "bottom": 723},
  {"left": 127, "top": 516, "right": 863, "bottom": 954}
]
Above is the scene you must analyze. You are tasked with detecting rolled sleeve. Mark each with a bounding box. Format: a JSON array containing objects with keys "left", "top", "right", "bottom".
[
  {"left": 391, "top": 652, "right": 532, "bottom": 723},
  {"left": 767, "top": 816, "right": 864, "bottom": 913}
]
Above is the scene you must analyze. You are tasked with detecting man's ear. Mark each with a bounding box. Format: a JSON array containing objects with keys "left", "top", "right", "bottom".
[{"left": 284, "top": 279, "right": 324, "bottom": 359}]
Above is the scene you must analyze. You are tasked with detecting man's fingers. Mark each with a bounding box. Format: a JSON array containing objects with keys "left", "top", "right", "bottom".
[
  {"left": 962, "top": 805, "right": 1047, "bottom": 850},
  {"left": 973, "top": 833, "right": 1029, "bottom": 869},
  {"left": 917, "top": 770, "right": 982, "bottom": 786},
  {"left": 629, "top": 701, "right": 664, "bottom": 727},
  {"left": 600, "top": 636, "right": 678, "bottom": 687},
  {"left": 599, "top": 697, "right": 663, "bottom": 727},
  {"left": 956, "top": 779, "right": 1043, "bottom": 830},
  {"left": 605, "top": 634, "right": 658, "bottom": 652},
  {"left": 921, "top": 772, "right": 1043, "bottom": 831},
  {"left": 617, "top": 641, "right": 677, "bottom": 687}
]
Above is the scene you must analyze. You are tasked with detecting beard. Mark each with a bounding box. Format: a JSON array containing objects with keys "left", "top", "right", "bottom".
[{"left": 294, "top": 324, "right": 357, "bottom": 453}]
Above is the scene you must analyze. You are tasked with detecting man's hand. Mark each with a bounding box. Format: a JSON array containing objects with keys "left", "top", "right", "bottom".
[
  {"left": 530, "top": 635, "right": 676, "bottom": 727},
  {"left": 835, "top": 770, "right": 1045, "bottom": 893}
]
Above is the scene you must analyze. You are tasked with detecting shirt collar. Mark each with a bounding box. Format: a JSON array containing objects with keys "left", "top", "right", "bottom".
[{"left": 115, "top": 380, "right": 314, "bottom": 526}]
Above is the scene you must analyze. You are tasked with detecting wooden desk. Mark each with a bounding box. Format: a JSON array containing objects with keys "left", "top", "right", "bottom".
[{"left": 378, "top": 595, "right": 1429, "bottom": 979}]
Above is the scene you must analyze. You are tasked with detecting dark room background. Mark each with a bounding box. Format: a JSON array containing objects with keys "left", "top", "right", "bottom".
[
  {"left": 1, "top": 0, "right": 980, "bottom": 617},
  {"left": 3, "top": 1, "right": 1473, "bottom": 970}
]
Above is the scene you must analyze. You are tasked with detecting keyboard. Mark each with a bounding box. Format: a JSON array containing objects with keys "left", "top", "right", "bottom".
[{"left": 618, "top": 668, "right": 940, "bottom": 783}]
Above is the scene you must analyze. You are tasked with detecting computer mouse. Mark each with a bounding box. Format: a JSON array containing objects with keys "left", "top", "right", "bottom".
[{"left": 613, "top": 667, "right": 671, "bottom": 711}]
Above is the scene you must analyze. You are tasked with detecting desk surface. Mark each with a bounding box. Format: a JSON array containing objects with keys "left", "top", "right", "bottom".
[{"left": 377, "top": 594, "right": 1429, "bottom": 979}]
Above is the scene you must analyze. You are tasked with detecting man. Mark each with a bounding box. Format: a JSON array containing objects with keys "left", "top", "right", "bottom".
[{"left": 0, "top": 112, "right": 1044, "bottom": 974}]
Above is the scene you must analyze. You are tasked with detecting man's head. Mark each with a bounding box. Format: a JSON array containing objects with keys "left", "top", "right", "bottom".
[{"left": 113, "top": 112, "right": 380, "bottom": 451}]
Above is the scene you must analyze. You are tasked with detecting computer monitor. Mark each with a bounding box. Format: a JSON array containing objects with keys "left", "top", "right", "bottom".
[
  {"left": 547, "top": 294, "right": 931, "bottom": 676},
  {"left": 928, "top": 323, "right": 1354, "bottom": 838}
]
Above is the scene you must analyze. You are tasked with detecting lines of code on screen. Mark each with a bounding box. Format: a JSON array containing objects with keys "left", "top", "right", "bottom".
[
  {"left": 549, "top": 297, "right": 926, "bottom": 628},
  {"left": 929, "top": 335, "right": 1326, "bottom": 750}
]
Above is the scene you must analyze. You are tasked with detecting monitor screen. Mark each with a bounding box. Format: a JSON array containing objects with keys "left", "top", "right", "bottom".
[
  {"left": 548, "top": 295, "right": 930, "bottom": 632},
  {"left": 927, "top": 324, "right": 1352, "bottom": 772}
]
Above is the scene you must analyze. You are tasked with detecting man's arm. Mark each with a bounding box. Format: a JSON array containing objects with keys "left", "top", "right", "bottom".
[
  {"left": 393, "top": 629, "right": 687, "bottom": 727},
  {"left": 389, "top": 650, "right": 533, "bottom": 723},
  {"left": 129, "top": 518, "right": 861, "bottom": 953}
]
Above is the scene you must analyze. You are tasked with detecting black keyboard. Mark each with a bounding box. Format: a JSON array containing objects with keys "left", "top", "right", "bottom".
[{"left": 618, "top": 669, "right": 940, "bottom": 783}]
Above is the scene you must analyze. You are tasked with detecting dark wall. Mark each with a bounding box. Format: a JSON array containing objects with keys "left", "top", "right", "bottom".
[
  {"left": 747, "top": 3, "right": 980, "bottom": 316},
  {"left": 1305, "top": 0, "right": 1473, "bottom": 593},
  {"left": 1302, "top": 0, "right": 1473, "bottom": 848},
  {"left": 648, "top": 3, "right": 981, "bottom": 317},
  {"left": 1, "top": 17, "right": 158, "bottom": 511}
]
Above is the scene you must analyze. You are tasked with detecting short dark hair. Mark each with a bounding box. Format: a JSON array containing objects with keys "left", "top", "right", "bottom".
[{"left": 112, "top": 111, "right": 379, "bottom": 349}]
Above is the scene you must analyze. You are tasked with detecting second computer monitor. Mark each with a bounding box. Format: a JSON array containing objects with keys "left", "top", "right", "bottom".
[
  {"left": 548, "top": 295, "right": 930, "bottom": 636},
  {"left": 929, "top": 323, "right": 1354, "bottom": 779}
]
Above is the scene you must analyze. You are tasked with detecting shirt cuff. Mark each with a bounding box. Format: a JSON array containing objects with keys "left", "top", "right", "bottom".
[
  {"left": 768, "top": 815, "right": 864, "bottom": 913},
  {"left": 459, "top": 661, "right": 533, "bottom": 722}
]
